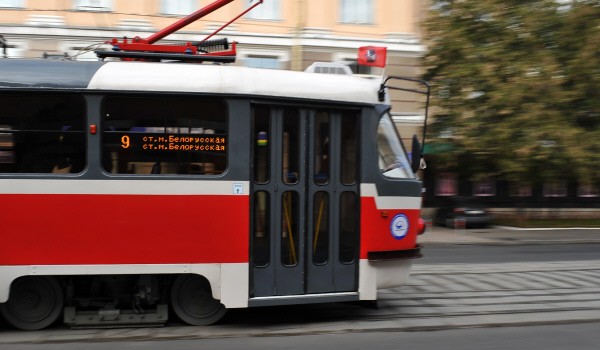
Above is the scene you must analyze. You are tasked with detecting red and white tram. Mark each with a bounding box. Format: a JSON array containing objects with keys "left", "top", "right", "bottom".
[
  {"left": 0, "top": 0, "right": 428, "bottom": 331},
  {"left": 0, "top": 58, "right": 426, "bottom": 330}
]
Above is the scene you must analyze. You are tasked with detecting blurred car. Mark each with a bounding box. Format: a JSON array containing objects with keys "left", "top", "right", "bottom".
[{"left": 433, "top": 197, "right": 492, "bottom": 228}]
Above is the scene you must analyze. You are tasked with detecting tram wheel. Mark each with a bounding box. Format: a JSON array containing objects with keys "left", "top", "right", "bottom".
[
  {"left": 170, "top": 274, "right": 226, "bottom": 326},
  {"left": 0, "top": 276, "right": 64, "bottom": 331}
]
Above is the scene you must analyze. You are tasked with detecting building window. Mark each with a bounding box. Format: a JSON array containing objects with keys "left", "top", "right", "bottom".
[
  {"left": 473, "top": 178, "right": 496, "bottom": 197},
  {"left": 160, "top": 0, "right": 196, "bottom": 16},
  {"left": 246, "top": 0, "right": 280, "bottom": 20},
  {"left": 578, "top": 183, "right": 599, "bottom": 198},
  {"left": 344, "top": 59, "right": 375, "bottom": 75},
  {"left": 509, "top": 182, "right": 533, "bottom": 197},
  {"left": 332, "top": 54, "right": 377, "bottom": 75},
  {"left": 243, "top": 55, "right": 281, "bottom": 69},
  {"left": 0, "top": 0, "right": 24, "bottom": 8},
  {"left": 73, "top": 0, "right": 113, "bottom": 12},
  {"left": 0, "top": 93, "right": 87, "bottom": 174},
  {"left": 101, "top": 95, "right": 228, "bottom": 175},
  {"left": 340, "top": 0, "right": 374, "bottom": 24},
  {"left": 543, "top": 182, "right": 567, "bottom": 197},
  {"left": 435, "top": 173, "right": 457, "bottom": 196}
]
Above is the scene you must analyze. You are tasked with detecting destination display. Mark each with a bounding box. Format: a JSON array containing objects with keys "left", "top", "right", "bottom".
[{"left": 116, "top": 133, "right": 226, "bottom": 153}]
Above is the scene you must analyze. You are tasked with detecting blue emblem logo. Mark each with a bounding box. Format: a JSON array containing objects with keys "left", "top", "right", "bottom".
[{"left": 390, "top": 214, "right": 409, "bottom": 240}]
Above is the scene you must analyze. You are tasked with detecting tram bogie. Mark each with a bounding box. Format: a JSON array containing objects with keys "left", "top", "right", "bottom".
[
  {"left": 62, "top": 274, "right": 170, "bottom": 328},
  {"left": 0, "top": 274, "right": 226, "bottom": 329}
]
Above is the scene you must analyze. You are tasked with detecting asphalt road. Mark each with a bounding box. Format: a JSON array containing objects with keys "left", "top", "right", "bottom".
[
  {"left": 1, "top": 322, "right": 599, "bottom": 350},
  {"left": 420, "top": 243, "right": 600, "bottom": 264}
]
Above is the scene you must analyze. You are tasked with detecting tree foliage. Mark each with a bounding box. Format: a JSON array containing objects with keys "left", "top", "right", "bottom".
[{"left": 423, "top": 0, "right": 600, "bottom": 184}]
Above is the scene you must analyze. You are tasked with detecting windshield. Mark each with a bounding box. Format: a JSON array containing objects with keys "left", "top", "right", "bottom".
[{"left": 377, "top": 113, "right": 415, "bottom": 179}]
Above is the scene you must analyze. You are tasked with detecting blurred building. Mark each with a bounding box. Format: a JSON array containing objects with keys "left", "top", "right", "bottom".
[{"left": 0, "top": 0, "right": 428, "bottom": 143}]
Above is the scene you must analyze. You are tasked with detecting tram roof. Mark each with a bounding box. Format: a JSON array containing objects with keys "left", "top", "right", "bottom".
[{"left": 0, "top": 59, "right": 383, "bottom": 105}]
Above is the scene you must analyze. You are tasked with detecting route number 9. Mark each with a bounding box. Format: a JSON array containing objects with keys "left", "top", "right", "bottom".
[{"left": 121, "top": 135, "right": 130, "bottom": 149}]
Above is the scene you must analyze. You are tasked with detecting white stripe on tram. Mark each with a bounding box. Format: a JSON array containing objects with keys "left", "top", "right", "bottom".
[{"left": 0, "top": 179, "right": 249, "bottom": 196}]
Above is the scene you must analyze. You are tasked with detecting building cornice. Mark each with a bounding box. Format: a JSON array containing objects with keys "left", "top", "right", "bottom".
[{"left": 0, "top": 24, "right": 425, "bottom": 54}]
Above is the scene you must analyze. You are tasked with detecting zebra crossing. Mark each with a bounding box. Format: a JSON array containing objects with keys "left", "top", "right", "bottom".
[{"left": 371, "top": 260, "right": 600, "bottom": 329}]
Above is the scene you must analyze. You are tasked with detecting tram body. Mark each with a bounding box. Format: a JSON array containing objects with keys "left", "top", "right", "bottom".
[{"left": 0, "top": 59, "right": 424, "bottom": 330}]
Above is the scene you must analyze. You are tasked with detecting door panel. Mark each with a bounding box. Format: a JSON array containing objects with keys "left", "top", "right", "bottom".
[
  {"left": 251, "top": 105, "right": 359, "bottom": 298},
  {"left": 306, "top": 110, "right": 359, "bottom": 293}
]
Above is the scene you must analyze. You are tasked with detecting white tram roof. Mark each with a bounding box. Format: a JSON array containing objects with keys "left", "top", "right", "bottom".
[{"left": 88, "top": 62, "right": 382, "bottom": 105}]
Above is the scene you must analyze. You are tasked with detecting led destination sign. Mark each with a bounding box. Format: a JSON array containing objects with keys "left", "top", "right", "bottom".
[{"left": 118, "top": 134, "right": 226, "bottom": 153}]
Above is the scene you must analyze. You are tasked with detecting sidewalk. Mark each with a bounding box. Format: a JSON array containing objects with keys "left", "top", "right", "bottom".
[{"left": 419, "top": 224, "right": 600, "bottom": 245}]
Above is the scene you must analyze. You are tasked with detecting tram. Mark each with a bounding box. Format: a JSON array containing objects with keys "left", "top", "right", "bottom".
[
  {"left": 0, "top": 0, "right": 428, "bottom": 331},
  {"left": 0, "top": 58, "right": 427, "bottom": 330}
]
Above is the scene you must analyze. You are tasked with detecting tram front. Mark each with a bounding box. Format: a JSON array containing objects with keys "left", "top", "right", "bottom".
[{"left": 356, "top": 101, "right": 427, "bottom": 300}]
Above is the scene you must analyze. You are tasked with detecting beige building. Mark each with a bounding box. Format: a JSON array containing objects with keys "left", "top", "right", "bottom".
[{"left": 0, "top": 0, "right": 427, "bottom": 138}]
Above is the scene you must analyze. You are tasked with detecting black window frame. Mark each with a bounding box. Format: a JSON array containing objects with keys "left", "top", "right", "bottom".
[
  {"left": 0, "top": 91, "right": 87, "bottom": 175},
  {"left": 100, "top": 93, "right": 229, "bottom": 176}
]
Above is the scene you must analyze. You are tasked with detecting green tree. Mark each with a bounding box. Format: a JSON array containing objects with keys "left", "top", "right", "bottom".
[{"left": 423, "top": 0, "right": 600, "bottom": 184}]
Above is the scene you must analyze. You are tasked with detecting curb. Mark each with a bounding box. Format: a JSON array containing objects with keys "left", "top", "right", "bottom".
[
  {"left": 421, "top": 239, "right": 600, "bottom": 246},
  {"left": 494, "top": 226, "right": 600, "bottom": 231},
  {"left": 418, "top": 226, "right": 600, "bottom": 246}
]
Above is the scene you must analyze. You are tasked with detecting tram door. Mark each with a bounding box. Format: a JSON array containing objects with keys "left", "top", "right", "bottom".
[{"left": 251, "top": 105, "right": 360, "bottom": 297}]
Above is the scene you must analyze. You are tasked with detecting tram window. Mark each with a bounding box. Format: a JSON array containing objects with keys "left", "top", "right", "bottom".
[
  {"left": 0, "top": 93, "right": 86, "bottom": 174},
  {"left": 339, "top": 192, "right": 358, "bottom": 264},
  {"left": 377, "top": 114, "right": 414, "bottom": 179},
  {"left": 101, "top": 95, "right": 227, "bottom": 175},
  {"left": 253, "top": 106, "right": 270, "bottom": 184},
  {"left": 314, "top": 112, "right": 330, "bottom": 185},
  {"left": 282, "top": 109, "right": 300, "bottom": 184},
  {"left": 340, "top": 111, "right": 359, "bottom": 185},
  {"left": 281, "top": 191, "right": 299, "bottom": 267},
  {"left": 312, "top": 191, "right": 329, "bottom": 265},
  {"left": 253, "top": 191, "right": 270, "bottom": 267}
]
